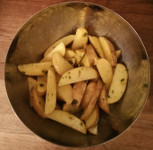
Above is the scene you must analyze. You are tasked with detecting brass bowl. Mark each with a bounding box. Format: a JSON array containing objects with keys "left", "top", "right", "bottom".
[{"left": 5, "top": 2, "right": 150, "bottom": 147}]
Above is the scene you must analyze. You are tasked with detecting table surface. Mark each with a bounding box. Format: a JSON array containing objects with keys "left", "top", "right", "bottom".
[{"left": 0, "top": 0, "right": 153, "bottom": 150}]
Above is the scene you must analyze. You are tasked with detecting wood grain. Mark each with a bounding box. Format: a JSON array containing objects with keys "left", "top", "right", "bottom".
[{"left": 0, "top": 0, "right": 153, "bottom": 150}]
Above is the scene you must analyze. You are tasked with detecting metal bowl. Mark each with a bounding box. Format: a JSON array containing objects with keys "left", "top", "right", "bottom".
[{"left": 4, "top": 2, "right": 150, "bottom": 148}]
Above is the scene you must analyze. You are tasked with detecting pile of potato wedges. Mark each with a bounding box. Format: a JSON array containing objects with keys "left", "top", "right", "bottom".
[{"left": 18, "top": 27, "right": 128, "bottom": 135}]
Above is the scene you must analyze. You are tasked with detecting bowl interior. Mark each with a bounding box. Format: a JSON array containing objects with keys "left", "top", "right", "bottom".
[{"left": 5, "top": 2, "right": 150, "bottom": 147}]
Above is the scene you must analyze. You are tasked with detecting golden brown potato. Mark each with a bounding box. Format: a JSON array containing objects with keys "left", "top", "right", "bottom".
[
  {"left": 81, "top": 81, "right": 97, "bottom": 109},
  {"left": 85, "top": 105, "right": 99, "bottom": 129},
  {"left": 37, "top": 75, "right": 47, "bottom": 96},
  {"left": 30, "top": 87, "right": 46, "bottom": 118},
  {"left": 72, "top": 81, "right": 87, "bottom": 107},
  {"left": 45, "top": 69, "right": 56, "bottom": 115},
  {"left": 72, "top": 27, "right": 88, "bottom": 50},
  {"left": 99, "top": 37, "right": 117, "bottom": 66},
  {"left": 88, "top": 124, "right": 98, "bottom": 135},
  {"left": 18, "top": 62, "right": 53, "bottom": 76},
  {"left": 57, "top": 84, "right": 73, "bottom": 104},
  {"left": 96, "top": 58, "right": 113, "bottom": 89},
  {"left": 41, "top": 42, "right": 66, "bottom": 62},
  {"left": 44, "top": 35, "right": 75, "bottom": 56},
  {"left": 59, "top": 67, "right": 99, "bottom": 86},
  {"left": 27, "top": 77, "right": 37, "bottom": 106},
  {"left": 85, "top": 44, "right": 99, "bottom": 65},
  {"left": 74, "top": 49, "right": 85, "bottom": 65},
  {"left": 81, "top": 53, "right": 90, "bottom": 67},
  {"left": 89, "top": 35, "right": 105, "bottom": 58},
  {"left": 52, "top": 53, "right": 73, "bottom": 75},
  {"left": 81, "top": 79, "right": 103, "bottom": 120},
  {"left": 65, "top": 49, "right": 75, "bottom": 59},
  {"left": 47, "top": 110, "right": 87, "bottom": 134},
  {"left": 107, "top": 64, "right": 128, "bottom": 104},
  {"left": 115, "top": 50, "right": 122, "bottom": 58},
  {"left": 98, "top": 86, "right": 110, "bottom": 114}
]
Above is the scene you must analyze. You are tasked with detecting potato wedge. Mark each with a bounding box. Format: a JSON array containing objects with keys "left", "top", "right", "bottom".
[
  {"left": 41, "top": 42, "right": 66, "bottom": 62},
  {"left": 107, "top": 64, "right": 128, "bottom": 104},
  {"left": 74, "top": 49, "right": 85, "bottom": 64},
  {"left": 67, "top": 57, "right": 76, "bottom": 66},
  {"left": 59, "top": 67, "right": 98, "bottom": 86},
  {"left": 72, "top": 27, "right": 88, "bottom": 50},
  {"left": 99, "top": 37, "right": 117, "bottom": 66},
  {"left": 45, "top": 69, "right": 56, "bottom": 115},
  {"left": 37, "top": 75, "right": 47, "bottom": 96},
  {"left": 52, "top": 53, "right": 73, "bottom": 75},
  {"left": 65, "top": 49, "right": 75, "bottom": 59},
  {"left": 89, "top": 35, "right": 105, "bottom": 58},
  {"left": 81, "top": 53, "right": 90, "bottom": 67},
  {"left": 72, "top": 81, "right": 87, "bottom": 106},
  {"left": 57, "top": 84, "right": 73, "bottom": 104},
  {"left": 81, "top": 79, "right": 103, "bottom": 120},
  {"left": 96, "top": 58, "right": 113, "bottom": 89},
  {"left": 27, "top": 77, "right": 37, "bottom": 106},
  {"left": 81, "top": 81, "right": 97, "bottom": 109},
  {"left": 44, "top": 35, "right": 75, "bottom": 56},
  {"left": 85, "top": 44, "right": 99, "bottom": 65},
  {"left": 30, "top": 87, "right": 46, "bottom": 118},
  {"left": 27, "top": 77, "right": 37, "bottom": 91},
  {"left": 47, "top": 110, "right": 87, "bottom": 134},
  {"left": 98, "top": 86, "right": 110, "bottom": 114},
  {"left": 85, "top": 105, "right": 99, "bottom": 129},
  {"left": 63, "top": 103, "right": 81, "bottom": 113},
  {"left": 18, "top": 62, "right": 53, "bottom": 76},
  {"left": 88, "top": 125, "right": 98, "bottom": 135},
  {"left": 115, "top": 50, "right": 122, "bottom": 58}
]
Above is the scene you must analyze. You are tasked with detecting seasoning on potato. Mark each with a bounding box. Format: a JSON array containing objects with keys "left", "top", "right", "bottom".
[{"left": 17, "top": 27, "right": 128, "bottom": 135}]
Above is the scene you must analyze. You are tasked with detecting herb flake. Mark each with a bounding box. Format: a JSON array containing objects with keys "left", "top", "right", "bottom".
[
  {"left": 121, "top": 78, "right": 125, "bottom": 82},
  {"left": 72, "top": 99, "right": 78, "bottom": 104}
]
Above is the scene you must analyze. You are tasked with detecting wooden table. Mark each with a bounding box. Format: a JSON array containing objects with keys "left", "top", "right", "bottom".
[{"left": 0, "top": 0, "right": 153, "bottom": 149}]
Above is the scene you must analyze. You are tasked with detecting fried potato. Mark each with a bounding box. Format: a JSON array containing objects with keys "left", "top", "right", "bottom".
[
  {"left": 37, "top": 75, "right": 47, "bottom": 96},
  {"left": 52, "top": 53, "right": 73, "bottom": 75},
  {"left": 44, "top": 35, "right": 74, "bottom": 56},
  {"left": 72, "top": 27, "right": 88, "bottom": 50},
  {"left": 67, "top": 57, "right": 76, "bottom": 66},
  {"left": 89, "top": 35, "right": 105, "bottom": 58},
  {"left": 57, "top": 84, "right": 73, "bottom": 104},
  {"left": 59, "top": 67, "right": 98, "bottom": 86},
  {"left": 63, "top": 103, "right": 82, "bottom": 113},
  {"left": 18, "top": 62, "right": 53, "bottom": 76},
  {"left": 27, "top": 77, "right": 37, "bottom": 91},
  {"left": 41, "top": 42, "right": 65, "bottom": 62},
  {"left": 27, "top": 77, "right": 37, "bottom": 106},
  {"left": 65, "top": 49, "right": 75, "bottom": 59},
  {"left": 107, "top": 64, "right": 128, "bottom": 104},
  {"left": 81, "top": 81, "right": 97, "bottom": 109},
  {"left": 72, "top": 81, "right": 87, "bottom": 106},
  {"left": 47, "top": 110, "right": 87, "bottom": 134},
  {"left": 81, "top": 79, "right": 103, "bottom": 120},
  {"left": 74, "top": 49, "right": 85, "bottom": 64},
  {"left": 30, "top": 87, "right": 46, "bottom": 118},
  {"left": 88, "top": 125, "right": 98, "bottom": 135},
  {"left": 99, "top": 37, "right": 117, "bottom": 66},
  {"left": 96, "top": 58, "right": 113, "bottom": 89},
  {"left": 85, "top": 105, "right": 99, "bottom": 129},
  {"left": 45, "top": 69, "right": 56, "bottom": 115},
  {"left": 81, "top": 53, "right": 90, "bottom": 67},
  {"left": 115, "top": 50, "right": 122, "bottom": 58},
  {"left": 85, "top": 44, "right": 99, "bottom": 65},
  {"left": 98, "top": 86, "right": 110, "bottom": 114}
]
